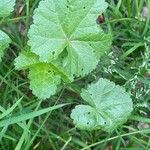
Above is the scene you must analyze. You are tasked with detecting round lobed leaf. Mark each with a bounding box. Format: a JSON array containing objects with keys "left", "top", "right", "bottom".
[
  {"left": 71, "top": 78, "right": 133, "bottom": 131},
  {"left": 28, "top": 0, "right": 111, "bottom": 77}
]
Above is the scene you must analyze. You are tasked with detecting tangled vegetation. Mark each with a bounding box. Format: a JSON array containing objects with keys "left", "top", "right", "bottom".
[{"left": 0, "top": 0, "right": 149, "bottom": 149}]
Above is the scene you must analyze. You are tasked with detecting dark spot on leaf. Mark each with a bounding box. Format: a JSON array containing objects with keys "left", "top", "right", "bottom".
[
  {"left": 66, "top": 5, "right": 69, "bottom": 8},
  {"left": 96, "top": 14, "right": 105, "bottom": 24},
  {"left": 83, "top": 6, "right": 86, "bottom": 9},
  {"left": 88, "top": 112, "right": 90, "bottom": 115},
  {"left": 104, "top": 121, "right": 106, "bottom": 124},
  {"left": 87, "top": 122, "right": 89, "bottom": 125},
  {"left": 52, "top": 51, "right": 55, "bottom": 55}
]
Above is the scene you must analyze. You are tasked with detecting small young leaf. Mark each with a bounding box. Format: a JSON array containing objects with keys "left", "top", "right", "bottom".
[
  {"left": 28, "top": 63, "right": 61, "bottom": 99},
  {"left": 71, "top": 78, "right": 133, "bottom": 131},
  {"left": 14, "top": 47, "right": 71, "bottom": 99},
  {"left": 0, "top": 0, "right": 15, "bottom": 18},
  {"left": 0, "top": 30, "right": 11, "bottom": 62}
]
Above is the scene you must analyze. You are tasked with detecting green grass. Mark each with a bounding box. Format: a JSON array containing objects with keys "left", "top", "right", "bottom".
[{"left": 0, "top": 0, "right": 150, "bottom": 149}]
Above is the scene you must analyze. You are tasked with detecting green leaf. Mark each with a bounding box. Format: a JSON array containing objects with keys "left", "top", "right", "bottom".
[
  {"left": 0, "top": 30, "right": 11, "bottom": 62},
  {"left": 71, "top": 78, "right": 133, "bottom": 131},
  {"left": 28, "top": 63, "right": 61, "bottom": 99},
  {"left": 28, "top": 0, "right": 111, "bottom": 77},
  {"left": 0, "top": 0, "right": 15, "bottom": 18}
]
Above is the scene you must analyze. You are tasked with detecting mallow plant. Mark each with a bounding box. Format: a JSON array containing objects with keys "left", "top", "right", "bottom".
[
  {"left": 15, "top": 0, "right": 112, "bottom": 99},
  {"left": 12, "top": 0, "right": 133, "bottom": 131},
  {"left": 71, "top": 78, "right": 133, "bottom": 131}
]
